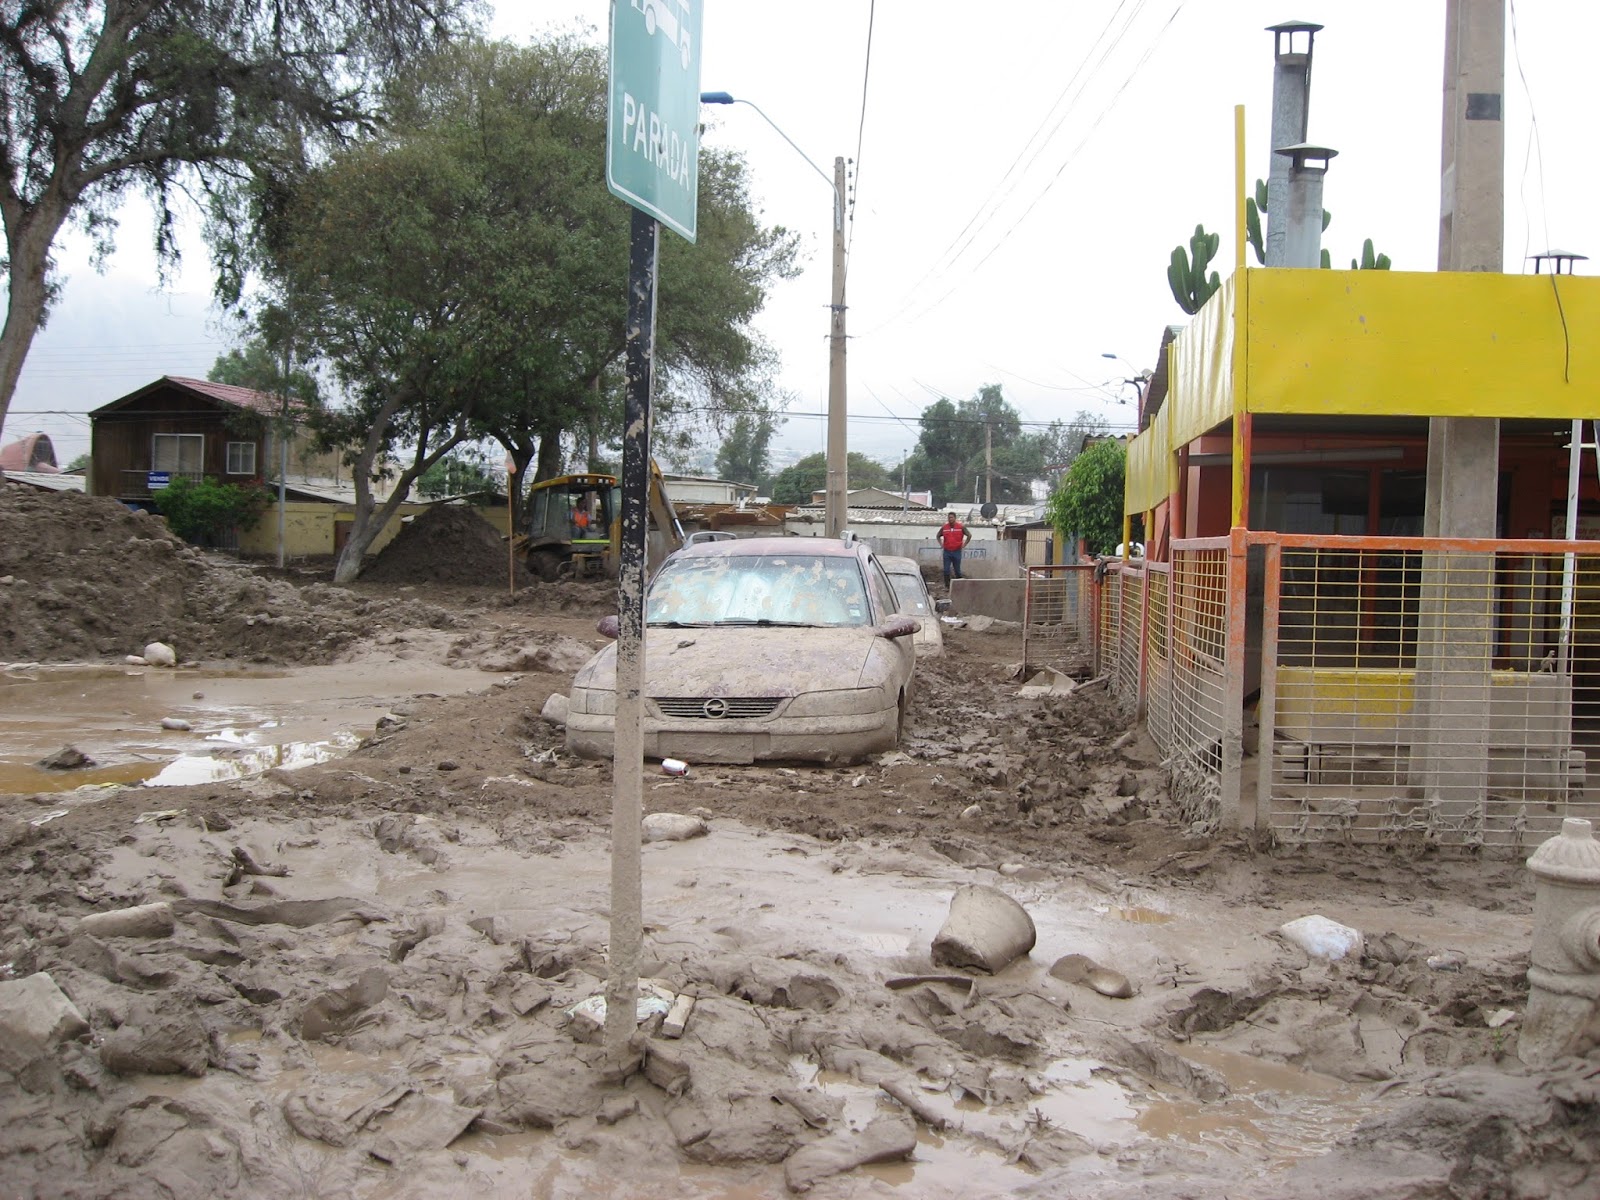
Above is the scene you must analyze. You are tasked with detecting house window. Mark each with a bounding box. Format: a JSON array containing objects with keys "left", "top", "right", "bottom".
[
  {"left": 226, "top": 441, "right": 257, "bottom": 475},
  {"left": 152, "top": 433, "right": 203, "bottom": 475}
]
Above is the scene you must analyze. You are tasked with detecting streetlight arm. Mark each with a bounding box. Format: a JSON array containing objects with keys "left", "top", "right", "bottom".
[{"left": 700, "top": 91, "right": 841, "bottom": 229}]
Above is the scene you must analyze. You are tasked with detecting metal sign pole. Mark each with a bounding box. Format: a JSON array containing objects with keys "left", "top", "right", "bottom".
[
  {"left": 505, "top": 454, "right": 517, "bottom": 598},
  {"left": 605, "top": 206, "right": 658, "bottom": 1053}
]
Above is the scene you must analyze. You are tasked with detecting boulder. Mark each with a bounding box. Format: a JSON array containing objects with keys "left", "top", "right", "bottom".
[
  {"left": 142, "top": 641, "right": 177, "bottom": 667},
  {"left": 642, "top": 812, "right": 708, "bottom": 842}
]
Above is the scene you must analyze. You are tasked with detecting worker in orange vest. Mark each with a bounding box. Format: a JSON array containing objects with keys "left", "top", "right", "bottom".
[{"left": 936, "top": 510, "right": 972, "bottom": 589}]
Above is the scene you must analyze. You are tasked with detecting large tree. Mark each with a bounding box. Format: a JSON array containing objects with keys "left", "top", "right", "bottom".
[
  {"left": 714, "top": 411, "right": 781, "bottom": 487},
  {"left": 904, "top": 384, "right": 1044, "bottom": 505},
  {"left": 769, "top": 451, "right": 889, "bottom": 505},
  {"left": 1046, "top": 437, "right": 1126, "bottom": 556},
  {"left": 0, "top": 0, "right": 474, "bottom": 439},
  {"left": 268, "top": 36, "right": 795, "bottom": 581}
]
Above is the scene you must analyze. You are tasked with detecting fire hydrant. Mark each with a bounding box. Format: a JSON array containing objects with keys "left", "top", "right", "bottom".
[{"left": 1519, "top": 817, "right": 1600, "bottom": 1066}]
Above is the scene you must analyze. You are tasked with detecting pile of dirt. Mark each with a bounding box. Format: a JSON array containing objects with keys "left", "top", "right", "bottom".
[
  {"left": 0, "top": 483, "right": 459, "bottom": 665},
  {"left": 362, "top": 502, "right": 534, "bottom": 588}
]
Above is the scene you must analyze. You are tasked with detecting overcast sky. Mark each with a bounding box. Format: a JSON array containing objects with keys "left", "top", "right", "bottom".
[{"left": 8, "top": 1, "right": 1595, "bottom": 472}]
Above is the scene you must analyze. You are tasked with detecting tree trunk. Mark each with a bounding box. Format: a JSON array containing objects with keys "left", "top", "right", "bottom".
[
  {"left": 0, "top": 210, "right": 69, "bottom": 437},
  {"left": 534, "top": 426, "right": 565, "bottom": 482},
  {"left": 330, "top": 387, "right": 468, "bottom": 584}
]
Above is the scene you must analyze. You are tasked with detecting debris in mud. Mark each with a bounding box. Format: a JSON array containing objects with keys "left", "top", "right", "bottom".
[
  {"left": 932, "top": 883, "right": 1037, "bottom": 973},
  {"left": 76, "top": 902, "right": 175, "bottom": 940},
  {"left": 142, "top": 640, "right": 177, "bottom": 667},
  {"left": 37, "top": 744, "right": 93, "bottom": 770},
  {"left": 643, "top": 812, "right": 708, "bottom": 841},
  {"left": 0, "top": 972, "right": 88, "bottom": 1072},
  {"left": 1049, "top": 953, "right": 1135, "bottom": 998}
]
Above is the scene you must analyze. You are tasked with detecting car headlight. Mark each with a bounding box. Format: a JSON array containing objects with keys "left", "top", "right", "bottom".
[
  {"left": 570, "top": 687, "right": 615, "bottom": 716},
  {"left": 784, "top": 687, "right": 889, "bottom": 717}
]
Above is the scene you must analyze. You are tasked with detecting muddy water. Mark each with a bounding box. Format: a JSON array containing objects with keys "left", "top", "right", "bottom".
[
  {"left": 121, "top": 820, "right": 1389, "bottom": 1197},
  {"left": 0, "top": 661, "right": 505, "bottom": 794}
]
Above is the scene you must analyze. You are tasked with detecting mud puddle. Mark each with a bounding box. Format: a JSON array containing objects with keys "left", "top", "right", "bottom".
[{"left": 0, "top": 660, "right": 506, "bottom": 794}]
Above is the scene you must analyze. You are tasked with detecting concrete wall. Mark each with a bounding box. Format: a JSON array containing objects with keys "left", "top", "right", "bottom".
[
  {"left": 857, "top": 534, "right": 1020, "bottom": 579},
  {"left": 947, "top": 578, "right": 1027, "bottom": 622},
  {"left": 236, "top": 501, "right": 431, "bottom": 558}
]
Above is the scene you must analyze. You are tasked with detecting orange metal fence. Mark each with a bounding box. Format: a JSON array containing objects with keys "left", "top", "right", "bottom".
[{"left": 1091, "top": 530, "right": 1600, "bottom": 850}]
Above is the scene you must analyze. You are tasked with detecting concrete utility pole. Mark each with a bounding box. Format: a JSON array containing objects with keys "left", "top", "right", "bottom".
[
  {"left": 1411, "top": 0, "right": 1505, "bottom": 817},
  {"left": 984, "top": 421, "right": 993, "bottom": 505},
  {"left": 824, "top": 156, "right": 849, "bottom": 538}
]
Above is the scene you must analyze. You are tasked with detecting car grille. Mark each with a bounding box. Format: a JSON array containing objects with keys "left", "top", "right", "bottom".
[{"left": 653, "top": 697, "right": 783, "bottom": 720}]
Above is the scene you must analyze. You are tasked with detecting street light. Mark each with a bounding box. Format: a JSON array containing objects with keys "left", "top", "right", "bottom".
[
  {"left": 1101, "top": 352, "right": 1152, "bottom": 405},
  {"left": 701, "top": 90, "right": 848, "bottom": 538}
]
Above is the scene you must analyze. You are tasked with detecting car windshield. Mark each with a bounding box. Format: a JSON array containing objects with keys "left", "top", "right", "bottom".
[
  {"left": 886, "top": 570, "right": 930, "bottom": 615},
  {"left": 647, "top": 553, "right": 871, "bottom": 628}
]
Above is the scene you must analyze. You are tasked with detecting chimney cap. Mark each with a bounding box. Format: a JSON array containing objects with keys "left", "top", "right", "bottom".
[
  {"left": 1266, "top": 19, "right": 1325, "bottom": 34},
  {"left": 1274, "top": 142, "right": 1338, "bottom": 168},
  {"left": 1530, "top": 249, "right": 1588, "bottom": 274}
]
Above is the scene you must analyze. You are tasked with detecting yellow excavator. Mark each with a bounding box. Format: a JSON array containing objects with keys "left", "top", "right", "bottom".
[{"left": 516, "top": 461, "right": 683, "bottom": 581}]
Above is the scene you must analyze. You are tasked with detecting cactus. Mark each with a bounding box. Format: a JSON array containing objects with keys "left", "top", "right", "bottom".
[
  {"left": 1350, "top": 237, "right": 1392, "bottom": 270},
  {"left": 1167, "top": 224, "right": 1221, "bottom": 315}
]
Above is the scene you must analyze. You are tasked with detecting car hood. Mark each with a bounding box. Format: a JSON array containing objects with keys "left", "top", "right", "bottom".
[{"left": 574, "top": 625, "right": 882, "bottom": 695}]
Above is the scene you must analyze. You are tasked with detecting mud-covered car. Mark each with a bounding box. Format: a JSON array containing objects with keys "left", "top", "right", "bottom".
[
  {"left": 566, "top": 537, "right": 918, "bottom": 764},
  {"left": 879, "top": 555, "right": 944, "bottom": 658}
]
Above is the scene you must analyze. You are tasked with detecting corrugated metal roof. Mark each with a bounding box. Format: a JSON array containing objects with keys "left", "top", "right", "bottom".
[{"left": 3, "top": 470, "right": 85, "bottom": 492}]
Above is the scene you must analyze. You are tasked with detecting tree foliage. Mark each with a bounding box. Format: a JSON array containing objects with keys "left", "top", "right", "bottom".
[
  {"left": 257, "top": 35, "right": 796, "bottom": 581},
  {"left": 0, "top": 0, "right": 476, "bottom": 437},
  {"left": 714, "top": 412, "right": 780, "bottom": 487},
  {"left": 769, "top": 452, "right": 890, "bottom": 505},
  {"left": 208, "top": 339, "right": 322, "bottom": 407},
  {"left": 417, "top": 450, "right": 497, "bottom": 499},
  {"left": 1045, "top": 437, "right": 1126, "bottom": 556},
  {"left": 902, "top": 384, "right": 1052, "bottom": 506},
  {"left": 153, "top": 476, "right": 270, "bottom": 546}
]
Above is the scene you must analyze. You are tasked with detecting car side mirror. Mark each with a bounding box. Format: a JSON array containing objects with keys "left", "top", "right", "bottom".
[
  {"left": 596, "top": 615, "right": 620, "bottom": 639},
  {"left": 878, "top": 616, "right": 918, "bottom": 639}
]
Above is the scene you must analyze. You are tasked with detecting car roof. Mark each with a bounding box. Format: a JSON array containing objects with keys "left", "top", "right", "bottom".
[
  {"left": 879, "top": 556, "right": 922, "bottom": 573},
  {"left": 673, "top": 536, "right": 865, "bottom": 561}
]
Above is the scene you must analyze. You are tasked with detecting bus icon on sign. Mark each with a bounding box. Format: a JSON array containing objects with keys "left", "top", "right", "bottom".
[{"left": 634, "top": 0, "right": 691, "bottom": 69}]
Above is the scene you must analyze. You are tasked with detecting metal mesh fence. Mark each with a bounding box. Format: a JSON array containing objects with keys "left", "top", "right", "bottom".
[
  {"left": 1145, "top": 564, "right": 1173, "bottom": 754},
  {"left": 1095, "top": 568, "right": 1121, "bottom": 680},
  {"left": 1111, "top": 565, "right": 1145, "bottom": 712},
  {"left": 1261, "top": 538, "right": 1600, "bottom": 849},
  {"left": 1020, "top": 564, "right": 1092, "bottom": 677},
  {"left": 1168, "top": 545, "right": 1231, "bottom": 831}
]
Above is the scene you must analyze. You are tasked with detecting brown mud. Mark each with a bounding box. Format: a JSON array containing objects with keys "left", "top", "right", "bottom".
[{"left": 1, "top": 483, "right": 1597, "bottom": 1198}]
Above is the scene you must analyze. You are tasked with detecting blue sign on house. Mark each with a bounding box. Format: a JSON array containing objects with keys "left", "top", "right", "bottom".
[{"left": 147, "top": 472, "right": 171, "bottom": 490}]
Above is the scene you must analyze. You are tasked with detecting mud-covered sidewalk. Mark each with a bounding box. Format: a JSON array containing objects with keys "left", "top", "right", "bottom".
[{"left": 1, "top": 487, "right": 1596, "bottom": 1198}]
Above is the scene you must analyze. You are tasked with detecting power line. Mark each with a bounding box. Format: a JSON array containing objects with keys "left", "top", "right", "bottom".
[
  {"left": 871, "top": 0, "right": 1148, "bottom": 323},
  {"left": 869, "top": 0, "right": 1189, "bottom": 336},
  {"left": 847, "top": 0, "right": 876, "bottom": 259}
]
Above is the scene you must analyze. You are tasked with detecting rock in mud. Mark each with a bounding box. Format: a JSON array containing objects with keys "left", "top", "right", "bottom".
[
  {"left": 143, "top": 641, "right": 177, "bottom": 667},
  {"left": 159, "top": 716, "right": 192, "bottom": 731},
  {"left": 783, "top": 1112, "right": 917, "bottom": 1193},
  {"left": 931, "top": 883, "right": 1037, "bottom": 974},
  {"left": 100, "top": 1002, "right": 209, "bottom": 1076},
  {"left": 77, "top": 902, "right": 176, "bottom": 940},
  {"left": 38, "top": 744, "right": 94, "bottom": 770},
  {"left": 490, "top": 1059, "right": 612, "bottom": 1128},
  {"left": 0, "top": 972, "right": 89, "bottom": 1072},
  {"left": 642, "top": 812, "right": 709, "bottom": 842},
  {"left": 540, "top": 692, "right": 569, "bottom": 727},
  {"left": 1279, "top": 914, "right": 1364, "bottom": 962}
]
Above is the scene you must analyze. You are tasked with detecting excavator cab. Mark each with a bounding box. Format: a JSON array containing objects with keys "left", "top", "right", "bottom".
[
  {"left": 520, "top": 464, "right": 682, "bottom": 582},
  {"left": 523, "top": 474, "right": 618, "bottom": 581}
]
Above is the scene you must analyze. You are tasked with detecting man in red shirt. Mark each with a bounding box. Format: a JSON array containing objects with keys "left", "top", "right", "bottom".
[{"left": 937, "top": 510, "right": 972, "bottom": 589}]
